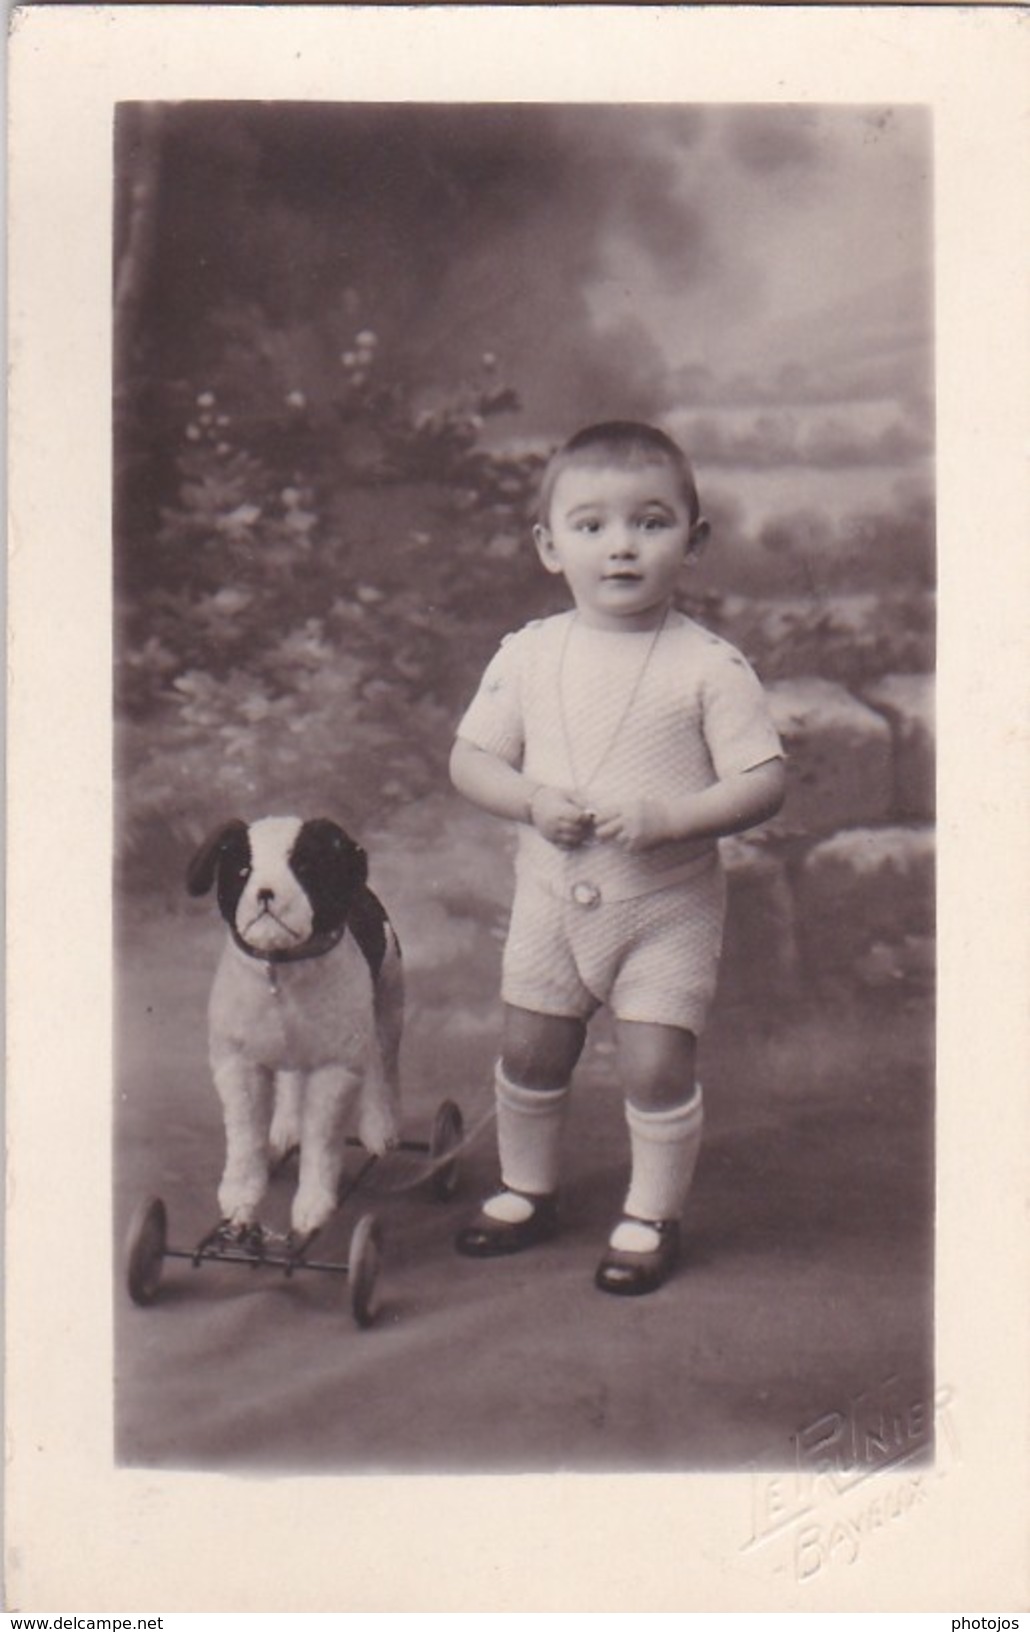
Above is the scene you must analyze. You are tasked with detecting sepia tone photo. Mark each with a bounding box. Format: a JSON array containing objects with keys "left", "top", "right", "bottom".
[
  {"left": 7, "top": 5, "right": 1028, "bottom": 1613},
  {"left": 114, "top": 100, "right": 936, "bottom": 1478}
]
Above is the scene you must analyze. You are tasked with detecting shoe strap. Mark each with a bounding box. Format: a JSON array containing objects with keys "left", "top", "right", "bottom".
[
  {"left": 623, "top": 1213, "right": 676, "bottom": 1234},
  {"left": 609, "top": 1215, "right": 676, "bottom": 1253}
]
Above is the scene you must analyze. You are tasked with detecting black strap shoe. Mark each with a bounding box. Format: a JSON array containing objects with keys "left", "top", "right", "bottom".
[
  {"left": 455, "top": 1188, "right": 559, "bottom": 1257},
  {"left": 594, "top": 1216, "right": 680, "bottom": 1296}
]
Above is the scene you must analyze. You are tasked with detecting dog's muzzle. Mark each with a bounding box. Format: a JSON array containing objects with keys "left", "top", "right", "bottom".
[
  {"left": 238, "top": 906, "right": 305, "bottom": 954},
  {"left": 231, "top": 917, "right": 348, "bottom": 965}
]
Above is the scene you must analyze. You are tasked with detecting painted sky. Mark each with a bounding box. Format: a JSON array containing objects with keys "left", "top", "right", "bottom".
[
  {"left": 493, "top": 105, "right": 934, "bottom": 532},
  {"left": 145, "top": 102, "right": 934, "bottom": 540}
]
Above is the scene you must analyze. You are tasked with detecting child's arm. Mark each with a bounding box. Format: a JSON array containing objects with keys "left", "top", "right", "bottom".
[
  {"left": 450, "top": 738, "right": 593, "bottom": 850},
  {"left": 592, "top": 757, "right": 786, "bottom": 853}
]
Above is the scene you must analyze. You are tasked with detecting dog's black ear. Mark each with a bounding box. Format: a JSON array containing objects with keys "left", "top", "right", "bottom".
[
  {"left": 186, "top": 819, "right": 249, "bottom": 896},
  {"left": 291, "top": 818, "right": 368, "bottom": 934},
  {"left": 303, "top": 819, "right": 368, "bottom": 884}
]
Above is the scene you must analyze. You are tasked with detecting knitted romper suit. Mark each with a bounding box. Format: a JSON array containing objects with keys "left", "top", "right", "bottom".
[{"left": 457, "top": 610, "right": 783, "bottom": 1036}]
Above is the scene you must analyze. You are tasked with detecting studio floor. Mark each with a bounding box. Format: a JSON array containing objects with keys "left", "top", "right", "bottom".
[{"left": 114, "top": 875, "right": 934, "bottom": 1477}]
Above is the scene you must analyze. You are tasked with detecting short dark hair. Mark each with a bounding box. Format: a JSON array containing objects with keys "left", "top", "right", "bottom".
[{"left": 537, "top": 421, "right": 702, "bottom": 528}]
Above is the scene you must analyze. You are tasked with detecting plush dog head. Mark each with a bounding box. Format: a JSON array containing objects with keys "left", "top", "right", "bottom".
[{"left": 187, "top": 816, "right": 369, "bottom": 956}]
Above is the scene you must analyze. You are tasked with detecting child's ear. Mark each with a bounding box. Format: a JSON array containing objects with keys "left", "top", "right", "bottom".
[
  {"left": 533, "top": 523, "right": 564, "bottom": 576},
  {"left": 685, "top": 516, "right": 711, "bottom": 565}
]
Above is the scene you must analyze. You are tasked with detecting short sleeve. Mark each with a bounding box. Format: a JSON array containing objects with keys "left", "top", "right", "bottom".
[
  {"left": 455, "top": 630, "right": 528, "bottom": 767},
  {"left": 701, "top": 645, "right": 783, "bottom": 779}
]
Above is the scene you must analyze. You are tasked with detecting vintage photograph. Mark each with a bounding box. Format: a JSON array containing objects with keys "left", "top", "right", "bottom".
[
  {"left": 9, "top": 2, "right": 1030, "bottom": 1612},
  {"left": 114, "top": 101, "right": 936, "bottom": 1477}
]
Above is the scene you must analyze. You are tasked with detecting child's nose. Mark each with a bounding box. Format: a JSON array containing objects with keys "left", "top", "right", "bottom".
[{"left": 609, "top": 527, "right": 638, "bottom": 557}]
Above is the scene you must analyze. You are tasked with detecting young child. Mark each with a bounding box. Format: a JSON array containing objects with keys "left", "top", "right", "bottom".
[{"left": 450, "top": 421, "right": 786, "bottom": 1295}]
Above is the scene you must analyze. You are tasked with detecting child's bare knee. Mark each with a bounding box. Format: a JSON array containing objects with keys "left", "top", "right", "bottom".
[
  {"left": 617, "top": 1021, "right": 697, "bottom": 1110},
  {"left": 502, "top": 1006, "right": 585, "bottom": 1088}
]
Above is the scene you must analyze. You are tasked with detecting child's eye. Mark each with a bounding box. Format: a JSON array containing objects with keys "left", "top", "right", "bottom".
[
  {"left": 639, "top": 513, "right": 670, "bottom": 532},
  {"left": 575, "top": 518, "right": 602, "bottom": 534}
]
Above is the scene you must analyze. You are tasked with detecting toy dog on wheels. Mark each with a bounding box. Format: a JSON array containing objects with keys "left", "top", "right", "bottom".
[{"left": 125, "top": 815, "right": 464, "bottom": 1327}]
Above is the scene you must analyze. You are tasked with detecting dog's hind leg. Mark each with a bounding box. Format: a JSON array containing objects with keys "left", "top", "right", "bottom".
[
  {"left": 292, "top": 1064, "right": 363, "bottom": 1235},
  {"left": 371, "top": 932, "right": 404, "bottom": 1133},
  {"left": 359, "top": 976, "right": 403, "bottom": 1158},
  {"left": 213, "top": 1058, "right": 274, "bottom": 1225},
  {"left": 357, "top": 1048, "right": 400, "bottom": 1158},
  {"left": 270, "top": 1070, "right": 304, "bottom": 1166}
]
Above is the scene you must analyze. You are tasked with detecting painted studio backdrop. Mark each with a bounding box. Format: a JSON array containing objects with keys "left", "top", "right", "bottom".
[{"left": 115, "top": 104, "right": 936, "bottom": 1483}]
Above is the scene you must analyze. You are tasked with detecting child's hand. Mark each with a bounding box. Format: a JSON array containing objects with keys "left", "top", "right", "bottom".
[
  {"left": 593, "top": 797, "right": 676, "bottom": 853},
  {"left": 529, "top": 787, "right": 594, "bottom": 851}
]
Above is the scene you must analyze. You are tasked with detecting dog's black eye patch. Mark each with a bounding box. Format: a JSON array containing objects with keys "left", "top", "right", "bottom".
[
  {"left": 187, "top": 818, "right": 250, "bottom": 899},
  {"left": 214, "top": 826, "right": 254, "bottom": 923},
  {"left": 204, "top": 822, "right": 253, "bottom": 926},
  {"left": 291, "top": 819, "right": 368, "bottom": 936}
]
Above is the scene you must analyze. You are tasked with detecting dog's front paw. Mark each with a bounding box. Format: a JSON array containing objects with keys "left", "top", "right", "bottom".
[
  {"left": 218, "top": 1183, "right": 260, "bottom": 1229},
  {"left": 291, "top": 1184, "right": 337, "bottom": 1237},
  {"left": 358, "top": 1104, "right": 399, "bottom": 1158}
]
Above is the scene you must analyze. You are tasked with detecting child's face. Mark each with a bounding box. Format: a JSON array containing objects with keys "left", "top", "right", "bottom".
[{"left": 534, "top": 460, "right": 704, "bottom": 631}]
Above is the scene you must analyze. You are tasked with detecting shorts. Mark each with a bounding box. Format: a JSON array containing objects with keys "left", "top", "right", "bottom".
[{"left": 501, "top": 858, "right": 727, "bottom": 1034}]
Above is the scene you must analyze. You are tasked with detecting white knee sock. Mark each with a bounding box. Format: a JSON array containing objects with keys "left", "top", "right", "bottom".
[
  {"left": 484, "top": 1065, "right": 569, "bottom": 1221},
  {"left": 614, "top": 1086, "right": 704, "bottom": 1249}
]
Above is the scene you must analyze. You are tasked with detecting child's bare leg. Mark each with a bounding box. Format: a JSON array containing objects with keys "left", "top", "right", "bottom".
[
  {"left": 502, "top": 1004, "right": 586, "bottom": 1089},
  {"left": 595, "top": 1020, "right": 704, "bottom": 1295},
  {"left": 455, "top": 1005, "right": 584, "bottom": 1256}
]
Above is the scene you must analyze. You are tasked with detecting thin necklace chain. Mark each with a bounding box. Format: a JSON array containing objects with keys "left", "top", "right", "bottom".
[{"left": 556, "top": 609, "right": 669, "bottom": 800}]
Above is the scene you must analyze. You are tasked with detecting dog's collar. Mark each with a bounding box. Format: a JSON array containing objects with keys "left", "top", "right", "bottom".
[{"left": 229, "top": 923, "right": 348, "bottom": 965}]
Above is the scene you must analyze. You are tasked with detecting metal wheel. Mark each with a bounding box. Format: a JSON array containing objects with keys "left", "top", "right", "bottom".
[
  {"left": 429, "top": 1099, "right": 464, "bottom": 1201},
  {"left": 126, "top": 1196, "right": 167, "bottom": 1306},
  {"left": 348, "top": 1213, "right": 383, "bottom": 1329}
]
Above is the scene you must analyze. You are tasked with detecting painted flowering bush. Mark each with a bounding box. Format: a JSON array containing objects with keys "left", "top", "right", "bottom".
[{"left": 116, "top": 312, "right": 547, "bottom": 877}]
